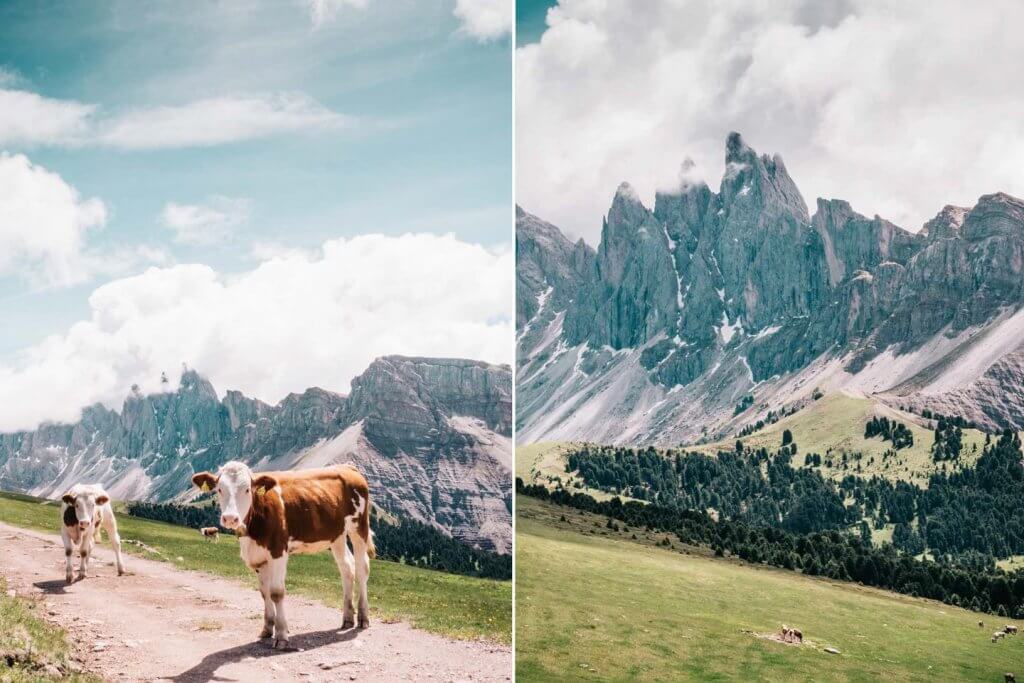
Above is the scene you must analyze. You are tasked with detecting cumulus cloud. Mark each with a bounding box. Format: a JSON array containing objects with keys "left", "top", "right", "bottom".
[
  {"left": 0, "top": 153, "right": 106, "bottom": 286},
  {"left": 0, "top": 89, "right": 348, "bottom": 150},
  {"left": 0, "top": 232, "right": 513, "bottom": 432},
  {"left": 516, "top": 0, "right": 1024, "bottom": 242},
  {"left": 161, "top": 196, "right": 251, "bottom": 245},
  {"left": 454, "top": 0, "right": 513, "bottom": 41}
]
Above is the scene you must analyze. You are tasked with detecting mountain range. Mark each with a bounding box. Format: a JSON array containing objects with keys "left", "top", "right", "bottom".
[
  {"left": 0, "top": 356, "right": 512, "bottom": 553},
  {"left": 517, "top": 132, "right": 1024, "bottom": 446}
]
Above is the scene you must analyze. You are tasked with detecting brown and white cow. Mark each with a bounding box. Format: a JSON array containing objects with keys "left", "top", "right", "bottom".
[
  {"left": 191, "top": 461, "right": 375, "bottom": 649},
  {"left": 59, "top": 484, "right": 125, "bottom": 583},
  {"left": 200, "top": 527, "right": 220, "bottom": 541}
]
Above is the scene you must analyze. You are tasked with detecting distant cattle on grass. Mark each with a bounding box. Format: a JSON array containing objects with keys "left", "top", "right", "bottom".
[
  {"left": 191, "top": 461, "right": 375, "bottom": 649},
  {"left": 59, "top": 484, "right": 125, "bottom": 583},
  {"left": 200, "top": 527, "right": 220, "bottom": 541},
  {"left": 1006, "top": 625, "right": 1019, "bottom": 635}
]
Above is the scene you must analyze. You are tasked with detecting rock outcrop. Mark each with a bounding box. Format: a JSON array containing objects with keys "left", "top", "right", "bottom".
[
  {"left": 0, "top": 357, "right": 512, "bottom": 553},
  {"left": 517, "top": 133, "right": 1024, "bottom": 444}
]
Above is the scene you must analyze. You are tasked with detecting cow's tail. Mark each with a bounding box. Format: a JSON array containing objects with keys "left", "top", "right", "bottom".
[{"left": 363, "top": 489, "right": 376, "bottom": 559}]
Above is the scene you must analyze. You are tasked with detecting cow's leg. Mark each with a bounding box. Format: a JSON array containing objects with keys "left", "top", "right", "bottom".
[
  {"left": 351, "top": 533, "right": 371, "bottom": 628},
  {"left": 256, "top": 565, "right": 275, "bottom": 639},
  {"left": 331, "top": 536, "right": 356, "bottom": 628},
  {"left": 101, "top": 510, "right": 125, "bottom": 576},
  {"left": 61, "top": 528, "right": 74, "bottom": 583},
  {"left": 78, "top": 532, "right": 94, "bottom": 580},
  {"left": 268, "top": 555, "right": 290, "bottom": 649}
]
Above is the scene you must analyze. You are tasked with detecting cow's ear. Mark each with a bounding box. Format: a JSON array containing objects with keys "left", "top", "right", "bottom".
[
  {"left": 252, "top": 474, "right": 278, "bottom": 497},
  {"left": 192, "top": 472, "right": 218, "bottom": 492},
  {"left": 61, "top": 493, "right": 74, "bottom": 505},
  {"left": 96, "top": 495, "right": 109, "bottom": 506}
]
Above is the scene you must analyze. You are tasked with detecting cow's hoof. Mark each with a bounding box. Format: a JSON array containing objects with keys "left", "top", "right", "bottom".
[
  {"left": 259, "top": 627, "right": 273, "bottom": 639},
  {"left": 65, "top": 575, "right": 73, "bottom": 584},
  {"left": 272, "top": 637, "right": 290, "bottom": 650},
  {"left": 358, "top": 616, "right": 370, "bottom": 629},
  {"left": 342, "top": 616, "right": 355, "bottom": 629}
]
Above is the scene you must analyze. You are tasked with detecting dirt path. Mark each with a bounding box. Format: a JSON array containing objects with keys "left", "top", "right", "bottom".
[{"left": 0, "top": 522, "right": 511, "bottom": 682}]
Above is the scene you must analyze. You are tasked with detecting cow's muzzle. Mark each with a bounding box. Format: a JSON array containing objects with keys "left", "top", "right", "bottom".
[{"left": 221, "top": 514, "right": 240, "bottom": 529}]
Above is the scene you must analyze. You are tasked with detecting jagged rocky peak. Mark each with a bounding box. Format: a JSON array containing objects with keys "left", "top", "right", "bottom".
[
  {"left": 515, "top": 205, "right": 594, "bottom": 328},
  {"left": 922, "top": 204, "right": 969, "bottom": 240},
  {"left": 962, "top": 192, "right": 1024, "bottom": 241},
  {"left": 721, "top": 131, "right": 809, "bottom": 224},
  {"left": 347, "top": 356, "right": 512, "bottom": 456},
  {"left": 516, "top": 127, "right": 1024, "bottom": 444}
]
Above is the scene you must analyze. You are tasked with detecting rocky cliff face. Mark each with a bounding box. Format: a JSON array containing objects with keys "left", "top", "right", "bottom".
[
  {"left": 0, "top": 357, "right": 512, "bottom": 553},
  {"left": 517, "top": 133, "right": 1024, "bottom": 444}
]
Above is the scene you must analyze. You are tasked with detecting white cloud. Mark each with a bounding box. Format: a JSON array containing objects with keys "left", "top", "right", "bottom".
[
  {"left": 304, "top": 0, "right": 368, "bottom": 28},
  {"left": 0, "top": 153, "right": 108, "bottom": 287},
  {"left": 0, "top": 88, "right": 95, "bottom": 146},
  {"left": 0, "top": 233, "right": 513, "bottom": 432},
  {"left": 0, "top": 89, "right": 348, "bottom": 150},
  {"left": 0, "top": 153, "right": 168, "bottom": 288},
  {"left": 161, "top": 196, "right": 251, "bottom": 245},
  {"left": 97, "top": 93, "right": 350, "bottom": 149},
  {"left": 517, "top": 0, "right": 1024, "bottom": 242},
  {"left": 454, "top": 0, "right": 513, "bottom": 41}
]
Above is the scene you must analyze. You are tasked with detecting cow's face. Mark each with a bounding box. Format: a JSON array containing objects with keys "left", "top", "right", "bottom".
[
  {"left": 62, "top": 491, "right": 108, "bottom": 532},
  {"left": 193, "top": 461, "right": 276, "bottom": 531}
]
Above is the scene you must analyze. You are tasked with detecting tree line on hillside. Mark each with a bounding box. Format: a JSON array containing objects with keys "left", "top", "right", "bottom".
[
  {"left": 567, "top": 444, "right": 858, "bottom": 533},
  {"left": 125, "top": 500, "right": 511, "bottom": 580},
  {"left": 564, "top": 428, "right": 1024, "bottom": 569},
  {"left": 864, "top": 416, "right": 914, "bottom": 449},
  {"left": 517, "top": 479, "right": 1024, "bottom": 618}
]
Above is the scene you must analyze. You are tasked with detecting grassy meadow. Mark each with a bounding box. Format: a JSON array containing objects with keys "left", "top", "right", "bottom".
[
  {"left": 516, "top": 495, "right": 1024, "bottom": 682},
  {"left": 692, "top": 393, "right": 991, "bottom": 485},
  {"left": 0, "top": 491, "right": 510, "bottom": 643}
]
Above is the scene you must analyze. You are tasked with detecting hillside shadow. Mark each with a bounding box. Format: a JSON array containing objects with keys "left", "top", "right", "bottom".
[{"left": 166, "top": 626, "right": 360, "bottom": 682}]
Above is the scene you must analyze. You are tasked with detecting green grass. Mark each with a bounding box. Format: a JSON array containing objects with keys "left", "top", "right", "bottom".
[
  {"left": 709, "top": 393, "right": 988, "bottom": 481},
  {"left": 516, "top": 495, "right": 1024, "bottom": 682},
  {"left": 693, "top": 393, "right": 990, "bottom": 485},
  {"left": 0, "top": 491, "right": 510, "bottom": 644},
  {"left": 0, "top": 578, "right": 100, "bottom": 682}
]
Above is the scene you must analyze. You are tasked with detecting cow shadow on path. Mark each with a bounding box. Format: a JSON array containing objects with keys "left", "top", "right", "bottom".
[
  {"left": 33, "top": 579, "right": 73, "bottom": 594},
  {"left": 165, "top": 626, "right": 360, "bottom": 682}
]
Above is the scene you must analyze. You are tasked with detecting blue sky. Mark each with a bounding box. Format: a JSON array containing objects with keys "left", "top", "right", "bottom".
[
  {"left": 0, "top": 0, "right": 513, "bottom": 430},
  {"left": 516, "top": 0, "right": 556, "bottom": 46}
]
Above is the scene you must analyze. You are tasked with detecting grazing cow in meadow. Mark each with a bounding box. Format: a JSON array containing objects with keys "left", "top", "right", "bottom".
[
  {"left": 59, "top": 484, "right": 125, "bottom": 583},
  {"left": 995, "top": 631, "right": 1007, "bottom": 641},
  {"left": 191, "top": 461, "right": 375, "bottom": 649},
  {"left": 1006, "top": 625, "right": 1019, "bottom": 635},
  {"left": 200, "top": 527, "right": 220, "bottom": 541},
  {"left": 780, "top": 625, "right": 802, "bottom": 644},
  {"left": 1005, "top": 673, "right": 1016, "bottom": 683}
]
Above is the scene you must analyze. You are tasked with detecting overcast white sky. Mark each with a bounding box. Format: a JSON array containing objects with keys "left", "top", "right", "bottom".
[{"left": 516, "top": 0, "right": 1024, "bottom": 243}]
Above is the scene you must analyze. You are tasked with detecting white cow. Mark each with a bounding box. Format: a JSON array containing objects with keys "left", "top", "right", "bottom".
[{"left": 60, "top": 484, "right": 125, "bottom": 583}]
